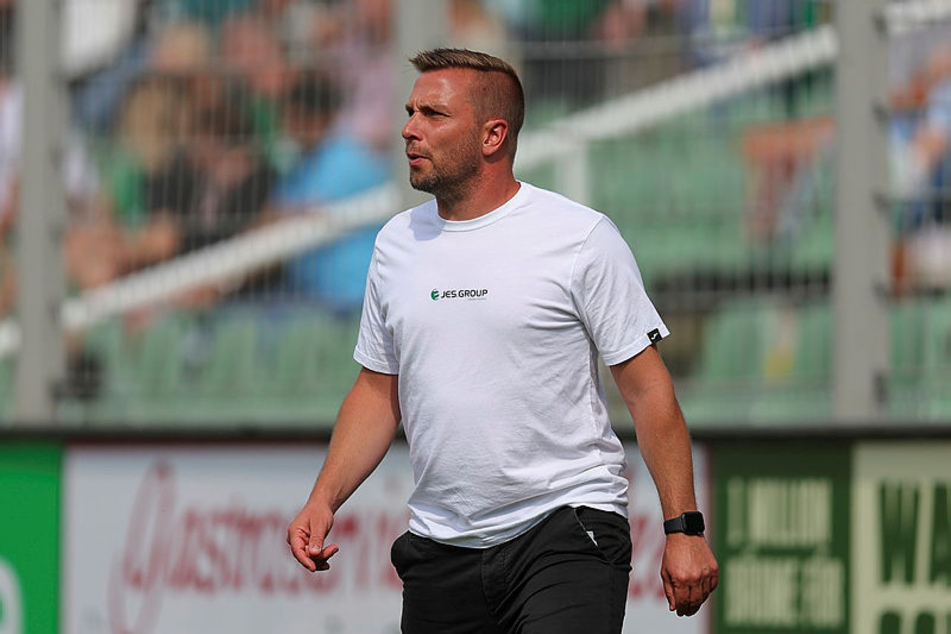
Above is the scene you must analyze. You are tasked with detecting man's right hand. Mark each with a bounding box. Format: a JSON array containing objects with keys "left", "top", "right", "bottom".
[{"left": 287, "top": 502, "right": 340, "bottom": 572}]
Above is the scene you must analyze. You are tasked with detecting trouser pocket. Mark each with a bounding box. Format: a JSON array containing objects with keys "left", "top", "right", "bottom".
[
  {"left": 572, "top": 506, "right": 633, "bottom": 572},
  {"left": 390, "top": 530, "right": 412, "bottom": 579}
]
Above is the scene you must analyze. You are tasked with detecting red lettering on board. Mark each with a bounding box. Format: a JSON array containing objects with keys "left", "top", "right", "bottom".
[{"left": 106, "top": 461, "right": 408, "bottom": 634}]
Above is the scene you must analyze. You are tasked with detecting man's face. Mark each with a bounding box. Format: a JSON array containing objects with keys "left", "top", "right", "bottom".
[{"left": 402, "top": 69, "right": 484, "bottom": 197}]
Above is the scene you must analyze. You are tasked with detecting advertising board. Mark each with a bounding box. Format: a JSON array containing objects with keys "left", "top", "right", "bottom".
[
  {"left": 0, "top": 442, "right": 61, "bottom": 634},
  {"left": 853, "top": 442, "right": 951, "bottom": 634},
  {"left": 65, "top": 445, "right": 409, "bottom": 634},
  {"left": 64, "top": 443, "right": 709, "bottom": 634},
  {"left": 713, "top": 443, "right": 852, "bottom": 634}
]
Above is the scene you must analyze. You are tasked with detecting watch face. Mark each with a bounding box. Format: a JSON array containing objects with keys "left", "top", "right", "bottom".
[{"left": 684, "top": 512, "right": 705, "bottom": 534}]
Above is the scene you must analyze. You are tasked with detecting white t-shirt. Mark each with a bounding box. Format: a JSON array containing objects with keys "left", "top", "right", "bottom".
[{"left": 354, "top": 182, "right": 669, "bottom": 547}]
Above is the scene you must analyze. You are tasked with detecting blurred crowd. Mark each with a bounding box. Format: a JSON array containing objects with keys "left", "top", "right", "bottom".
[
  {"left": 2, "top": 0, "right": 406, "bottom": 319},
  {"left": 2, "top": 0, "right": 950, "bottom": 328},
  {"left": 889, "top": 21, "right": 951, "bottom": 292}
]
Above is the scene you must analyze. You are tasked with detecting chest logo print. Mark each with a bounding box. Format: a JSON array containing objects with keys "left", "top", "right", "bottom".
[{"left": 430, "top": 288, "right": 489, "bottom": 301}]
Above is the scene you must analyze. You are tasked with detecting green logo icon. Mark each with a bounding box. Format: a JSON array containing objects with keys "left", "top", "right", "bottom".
[{"left": 431, "top": 289, "right": 439, "bottom": 301}]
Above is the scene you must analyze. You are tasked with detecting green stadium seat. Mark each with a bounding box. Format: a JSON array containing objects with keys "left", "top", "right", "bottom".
[
  {"left": 678, "top": 300, "right": 774, "bottom": 425},
  {"left": 699, "top": 300, "right": 774, "bottom": 382},
  {"left": 791, "top": 302, "right": 832, "bottom": 380},
  {"left": 270, "top": 315, "right": 326, "bottom": 398},
  {"left": 922, "top": 299, "right": 951, "bottom": 370},
  {"left": 0, "top": 356, "right": 13, "bottom": 420},
  {"left": 266, "top": 311, "right": 361, "bottom": 420},
  {"left": 197, "top": 313, "right": 262, "bottom": 398},
  {"left": 134, "top": 312, "right": 189, "bottom": 400},
  {"left": 681, "top": 299, "right": 839, "bottom": 425},
  {"left": 921, "top": 299, "right": 951, "bottom": 419},
  {"left": 81, "top": 317, "right": 133, "bottom": 400},
  {"left": 756, "top": 302, "right": 831, "bottom": 423},
  {"left": 891, "top": 299, "right": 927, "bottom": 376},
  {"left": 886, "top": 299, "right": 947, "bottom": 420}
]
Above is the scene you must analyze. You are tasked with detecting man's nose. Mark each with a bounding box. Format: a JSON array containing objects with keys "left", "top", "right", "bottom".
[{"left": 402, "top": 116, "right": 419, "bottom": 141}]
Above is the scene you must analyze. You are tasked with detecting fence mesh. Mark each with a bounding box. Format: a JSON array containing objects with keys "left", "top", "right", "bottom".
[{"left": 1, "top": 0, "right": 950, "bottom": 426}]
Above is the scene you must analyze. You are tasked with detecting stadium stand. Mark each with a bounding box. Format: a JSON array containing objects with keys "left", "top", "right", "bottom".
[{"left": 2, "top": 1, "right": 951, "bottom": 427}]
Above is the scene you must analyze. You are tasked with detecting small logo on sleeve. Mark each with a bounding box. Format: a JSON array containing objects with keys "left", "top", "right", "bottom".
[{"left": 648, "top": 329, "right": 663, "bottom": 344}]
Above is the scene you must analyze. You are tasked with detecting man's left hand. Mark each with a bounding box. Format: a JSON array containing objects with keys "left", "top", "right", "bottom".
[{"left": 661, "top": 533, "right": 719, "bottom": 616}]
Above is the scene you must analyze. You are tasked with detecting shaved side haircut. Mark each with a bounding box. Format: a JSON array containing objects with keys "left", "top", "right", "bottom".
[{"left": 410, "top": 48, "right": 525, "bottom": 156}]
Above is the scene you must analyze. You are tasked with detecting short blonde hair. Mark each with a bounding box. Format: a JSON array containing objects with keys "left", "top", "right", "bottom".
[{"left": 410, "top": 48, "right": 525, "bottom": 154}]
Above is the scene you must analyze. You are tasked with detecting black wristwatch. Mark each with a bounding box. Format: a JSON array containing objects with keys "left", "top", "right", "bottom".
[{"left": 663, "top": 511, "right": 705, "bottom": 536}]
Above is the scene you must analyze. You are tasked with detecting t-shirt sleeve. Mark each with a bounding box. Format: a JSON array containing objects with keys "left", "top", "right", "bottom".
[
  {"left": 569, "top": 216, "right": 669, "bottom": 365},
  {"left": 353, "top": 246, "right": 400, "bottom": 374}
]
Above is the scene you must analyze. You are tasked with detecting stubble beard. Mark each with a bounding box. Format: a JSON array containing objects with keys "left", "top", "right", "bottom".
[{"left": 409, "top": 140, "right": 482, "bottom": 202}]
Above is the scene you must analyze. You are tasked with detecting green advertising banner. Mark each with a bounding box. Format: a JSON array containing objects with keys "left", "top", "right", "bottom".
[
  {"left": 713, "top": 443, "right": 851, "bottom": 634},
  {"left": 853, "top": 442, "right": 951, "bottom": 634},
  {"left": 0, "top": 442, "right": 61, "bottom": 634}
]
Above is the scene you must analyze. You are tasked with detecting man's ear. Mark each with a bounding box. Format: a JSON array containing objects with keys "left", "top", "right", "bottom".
[{"left": 482, "top": 119, "right": 509, "bottom": 157}]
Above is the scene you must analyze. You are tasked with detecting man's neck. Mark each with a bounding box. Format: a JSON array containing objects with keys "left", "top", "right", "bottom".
[{"left": 436, "top": 173, "right": 521, "bottom": 222}]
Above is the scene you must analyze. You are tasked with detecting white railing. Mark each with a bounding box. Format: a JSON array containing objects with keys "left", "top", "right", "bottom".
[{"left": 1, "top": 0, "right": 949, "bottom": 360}]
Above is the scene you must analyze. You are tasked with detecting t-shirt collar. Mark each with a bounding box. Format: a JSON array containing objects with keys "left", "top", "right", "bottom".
[{"left": 434, "top": 182, "right": 528, "bottom": 232}]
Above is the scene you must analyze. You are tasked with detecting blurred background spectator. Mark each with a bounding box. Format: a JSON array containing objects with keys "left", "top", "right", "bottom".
[
  {"left": 0, "top": 0, "right": 19, "bottom": 256},
  {"left": 219, "top": 13, "right": 296, "bottom": 169},
  {"left": 450, "top": 0, "right": 520, "bottom": 72},
  {"left": 890, "top": 31, "right": 951, "bottom": 292},
  {"left": 508, "top": 0, "right": 617, "bottom": 109},
  {"left": 266, "top": 71, "right": 388, "bottom": 316},
  {"left": 314, "top": 0, "right": 396, "bottom": 153}
]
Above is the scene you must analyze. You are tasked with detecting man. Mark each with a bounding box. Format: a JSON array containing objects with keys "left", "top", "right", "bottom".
[{"left": 288, "top": 48, "right": 718, "bottom": 633}]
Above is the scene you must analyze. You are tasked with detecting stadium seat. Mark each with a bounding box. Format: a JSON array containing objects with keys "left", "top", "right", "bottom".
[
  {"left": 700, "top": 301, "right": 773, "bottom": 382},
  {"left": 265, "top": 309, "right": 360, "bottom": 422},
  {"left": 270, "top": 314, "right": 326, "bottom": 398},
  {"left": 0, "top": 356, "right": 12, "bottom": 420},
  {"left": 134, "top": 312, "right": 190, "bottom": 400},
  {"left": 791, "top": 301, "right": 832, "bottom": 380},
  {"left": 678, "top": 301, "right": 772, "bottom": 425},
  {"left": 921, "top": 299, "right": 951, "bottom": 417},
  {"left": 891, "top": 300, "right": 927, "bottom": 376},
  {"left": 923, "top": 299, "right": 951, "bottom": 370},
  {"left": 680, "top": 299, "right": 840, "bottom": 425},
  {"left": 82, "top": 318, "right": 131, "bottom": 399},
  {"left": 197, "top": 312, "right": 262, "bottom": 399}
]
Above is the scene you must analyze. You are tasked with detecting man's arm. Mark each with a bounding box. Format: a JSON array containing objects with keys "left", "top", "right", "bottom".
[
  {"left": 610, "top": 346, "right": 719, "bottom": 617},
  {"left": 287, "top": 366, "right": 401, "bottom": 572}
]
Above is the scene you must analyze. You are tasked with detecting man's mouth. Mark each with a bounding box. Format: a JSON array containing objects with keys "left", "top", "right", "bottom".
[
  {"left": 406, "top": 146, "right": 429, "bottom": 161},
  {"left": 406, "top": 152, "right": 428, "bottom": 167}
]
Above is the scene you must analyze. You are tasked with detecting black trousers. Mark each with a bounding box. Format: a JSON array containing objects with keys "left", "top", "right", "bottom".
[{"left": 390, "top": 506, "right": 632, "bottom": 634}]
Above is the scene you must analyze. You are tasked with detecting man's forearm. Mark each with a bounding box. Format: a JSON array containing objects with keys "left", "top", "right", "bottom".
[
  {"left": 308, "top": 368, "right": 401, "bottom": 512},
  {"left": 627, "top": 386, "right": 698, "bottom": 519},
  {"left": 610, "top": 348, "right": 698, "bottom": 519},
  {"left": 611, "top": 348, "right": 719, "bottom": 616}
]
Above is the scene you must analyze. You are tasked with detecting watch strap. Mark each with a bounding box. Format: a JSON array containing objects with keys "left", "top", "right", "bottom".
[{"left": 663, "top": 511, "right": 705, "bottom": 535}]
